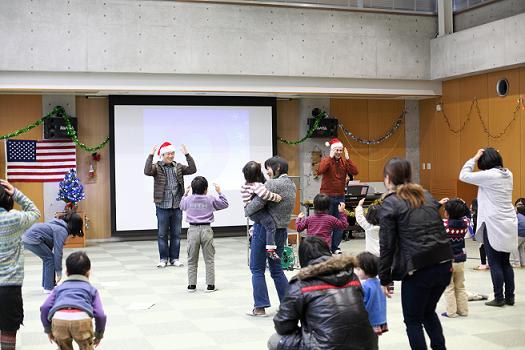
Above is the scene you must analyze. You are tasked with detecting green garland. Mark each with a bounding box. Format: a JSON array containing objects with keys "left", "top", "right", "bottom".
[
  {"left": 278, "top": 109, "right": 327, "bottom": 145},
  {"left": 0, "top": 106, "right": 110, "bottom": 152}
]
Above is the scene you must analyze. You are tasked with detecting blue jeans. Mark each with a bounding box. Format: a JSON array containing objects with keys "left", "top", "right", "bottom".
[
  {"left": 249, "top": 209, "right": 276, "bottom": 247},
  {"left": 329, "top": 195, "right": 346, "bottom": 252},
  {"left": 401, "top": 262, "right": 452, "bottom": 350},
  {"left": 156, "top": 207, "right": 182, "bottom": 262},
  {"left": 484, "top": 227, "right": 514, "bottom": 301},
  {"left": 23, "top": 242, "right": 56, "bottom": 291},
  {"left": 250, "top": 223, "right": 289, "bottom": 308}
]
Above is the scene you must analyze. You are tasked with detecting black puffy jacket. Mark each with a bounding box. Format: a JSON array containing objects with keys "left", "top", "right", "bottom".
[
  {"left": 273, "top": 255, "right": 376, "bottom": 350},
  {"left": 378, "top": 191, "right": 453, "bottom": 286}
]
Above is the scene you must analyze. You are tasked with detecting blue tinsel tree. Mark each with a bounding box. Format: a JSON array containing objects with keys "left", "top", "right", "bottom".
[{"left": 57, "top": 169, "right": 85, "bottom": 207}]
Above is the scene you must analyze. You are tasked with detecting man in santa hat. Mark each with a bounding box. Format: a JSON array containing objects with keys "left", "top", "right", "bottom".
[
  {"left": 318, "top": 138, "right": 358, "bottom": 253},
  {"left": 144, "top": 142, "right": 197, "bottom": 268}
]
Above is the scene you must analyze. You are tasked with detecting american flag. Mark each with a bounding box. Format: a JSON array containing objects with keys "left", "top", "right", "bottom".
[{"left": 5, "top": 139, "right": 76, "bottom": 182}]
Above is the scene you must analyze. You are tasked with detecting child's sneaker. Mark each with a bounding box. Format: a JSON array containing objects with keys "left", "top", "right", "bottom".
[
  {"left": 205, "top": 285, "right": 217, "bottom": 292},
  {"left": 156, "top": 260, "right": 167, "bottom": 268},
  {"left": 187, "top": 285, "right": 196, "bottom": 293},
  {"left": 267, "top": 250, "right": 280, "bottom": 261}
]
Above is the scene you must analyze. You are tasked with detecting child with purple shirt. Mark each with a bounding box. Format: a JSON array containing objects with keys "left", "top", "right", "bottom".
[
  {"left": 40, "top": 251, "right": 107, "bottom": 349},
  {"left": 180, "top": 176, "right": 229, "bottom": 292}
]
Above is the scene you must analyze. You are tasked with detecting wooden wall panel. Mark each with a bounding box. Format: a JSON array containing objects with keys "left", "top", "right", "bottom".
[
  {"left": 276, "top": 99, "right": 300, "bottom": 176},
  {"left": 75, "top": 97, "right": 111, "bottom": 239},
  {"left": 421, "top": 67, "right": 525, "bottom": 203},
  {"left": 488, "top": 70, "right": 521, "bottom": 201},
  {"left": 367, "top": 100, "right": 405, "bottom": 181},
  {"left": 521, "top": 67, "right": 525, "bottom": 200},
  {"left": 330, "top": 99, "right": 405, "bottom": 182},
  {"left": 457, "top": 75, "right": 488, "bottom": 203},
  {"left": 0, "top": 95, "right": 44, "bottom": 220},
  {"left": 331, "top": 99, "right": 369, "bottom": 180},
  {"left": 432, "top": 80, "right": 461, "bottom": 199}
]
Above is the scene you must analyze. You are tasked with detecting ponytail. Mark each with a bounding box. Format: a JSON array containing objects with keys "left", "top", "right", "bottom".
[{"left": 396, "top": 183, "right": 425, "bottom": 208}]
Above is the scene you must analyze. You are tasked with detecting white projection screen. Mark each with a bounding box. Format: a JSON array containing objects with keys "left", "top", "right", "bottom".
[{"left": 109, "top": 96, "right": 276, "bottom": 235}]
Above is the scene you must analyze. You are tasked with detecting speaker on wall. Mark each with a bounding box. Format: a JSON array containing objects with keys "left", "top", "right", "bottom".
[{"left": 44, "top": 117, "right": 77, "bottom": 140}]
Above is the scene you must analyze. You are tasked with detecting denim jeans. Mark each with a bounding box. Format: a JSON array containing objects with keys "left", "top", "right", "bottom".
[
  {"left": 484, "top": 227, "right": 515, "bottom": 301},
  {"left": 250, "top": 223, "right": 289, "bottom": 309},
  {"left": 155, "top": 207, "right": 182, "bottom": 262},
  {"left": 249, "top": 209, "right": 276, "bottom": 247},
  {"left": 329, "top": 195, "right": 346, "bottom": 252},
  {"left": 23, "top": 242, "right": 56, "bottom": 291},
  {"left": 401, "top": 261, "right": 452, "bottom": 350}
]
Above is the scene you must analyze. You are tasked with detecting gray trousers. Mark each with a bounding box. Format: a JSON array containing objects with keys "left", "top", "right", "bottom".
[{"left": 187, "top": 224, "right": 215, "bottom": 285}]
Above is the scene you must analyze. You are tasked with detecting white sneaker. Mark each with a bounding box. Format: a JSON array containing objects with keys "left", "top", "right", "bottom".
[
  {"left": 43, "top": 289, "right": 52, "bottom": 294},
  {"left": 156, "top": 260, "right": 167, "bottom": 268},
  {"left": 171, "top": 260, "right": 184, "bottom": 267},
  {"left": 333, "top": 249, "right": 342, "bottom": 255}
]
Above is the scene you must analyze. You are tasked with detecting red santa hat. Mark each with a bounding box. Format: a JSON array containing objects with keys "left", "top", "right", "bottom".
[
  {"left": 157, "top": 141, "right": 176, "bottom": 156},
  {"left": 325, "top": 138, "right": 343, "bottom": 150}
]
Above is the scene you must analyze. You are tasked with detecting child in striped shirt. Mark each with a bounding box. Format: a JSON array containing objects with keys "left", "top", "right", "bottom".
[
  {"left": 242, "top": 161, "right": 282, "bottom": 260},
  {"left": 296, "top": 193, "right": 348, "bottom": 249}
]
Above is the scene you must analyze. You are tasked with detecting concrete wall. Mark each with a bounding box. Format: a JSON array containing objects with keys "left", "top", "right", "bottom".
[
  {"left": 404, "top": 99, "right": 420, "bottom": 184},
  {"left": 431, "top": 12, "right": 525, "bottom": 80},
  {"left": 0, "top": 0, "right": 437, "bottom": 80},
  {"left": 454, "top": 0, "right": 525, "bottom": 32}
]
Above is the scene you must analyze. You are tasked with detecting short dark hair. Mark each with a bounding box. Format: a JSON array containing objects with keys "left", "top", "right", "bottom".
[
  {"left": 517, "top": 206, "right": 525, "bottom": 216},
  {"left": 242, "top": 161, "right": 265, "bottom": 183},
  {"left": 515, "top": 198, "right": 525, "bottom": 207},
  {"left": 477, "top": 147, "right": 503, "bottom": 170},
  {"left": 445, "top": 198, "right": 468, "bottom": 220},
  {"left": 313, "top": 193, "right": 330, "bottom": 214},
  {"left": 66, "top": 251, "right": 91, "bottom": 276},
  {"left": 0, "top": 186, "right": 14, "bottom": 211},
  {"left": 191, "top": 176, "right": 208, "bottom": 195},
  {"left": 264, "top": 156, "right": 288, "bottom": 178},
  {"left": 60, "top": 212, "right": 84, "bottom": 237},
  {"left": 365, "top": 205, "right": 380, "bottom": 226},
  {"left": 298, "top": 236, "right": 332, "bottom": 268},
  {"left": 356, "top": 251, "right": 379, "bottom": 278}
]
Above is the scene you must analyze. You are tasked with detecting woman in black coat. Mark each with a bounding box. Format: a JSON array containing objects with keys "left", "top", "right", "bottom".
[
  {"left": 379, "top": 158, "right": 453, "bottom": 350},
  {"left": 268, "top": 236, "right": 376, "bottom": 350}
]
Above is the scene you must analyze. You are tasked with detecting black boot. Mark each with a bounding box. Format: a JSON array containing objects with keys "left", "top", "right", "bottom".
[{"left": 485, "top": 299, "right": 505, "bottom": 307}]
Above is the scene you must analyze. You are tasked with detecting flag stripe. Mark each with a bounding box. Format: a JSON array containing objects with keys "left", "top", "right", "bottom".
[
  {"left": 8, "top": 165, "right": 76, "bottom": 169},
  {"left": 36, "top": 150, "right": 76, "bottom": 155},
  {"left": 7, "top": 171, "right": 71, "bottom": 176}
]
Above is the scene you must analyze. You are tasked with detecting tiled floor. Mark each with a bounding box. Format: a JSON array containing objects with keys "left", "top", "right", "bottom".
[{"left": 18, "top": 236, "right": 525, "bottom": 349}]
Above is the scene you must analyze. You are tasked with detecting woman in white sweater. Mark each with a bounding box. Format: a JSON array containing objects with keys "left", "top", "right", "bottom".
[{"left": 459, "top": 148, "right": 517, "bottom": 307}]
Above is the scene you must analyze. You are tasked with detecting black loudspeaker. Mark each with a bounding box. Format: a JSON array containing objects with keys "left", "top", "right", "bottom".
[
  {"left": 44, "top": 117, "right": 77, "bottom": 139},
  {"left": 307, "top": 118, "right": 338, "bottom": 138}
]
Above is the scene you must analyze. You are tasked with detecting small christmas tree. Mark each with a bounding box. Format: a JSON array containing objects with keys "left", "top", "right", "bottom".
[{"left": 57, "top": 169, "right": 85, "bottom": 211}]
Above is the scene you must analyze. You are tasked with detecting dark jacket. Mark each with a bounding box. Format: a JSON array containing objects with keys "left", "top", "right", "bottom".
[
  {"left": 378, "top": 191, "right": 453, "bottom": 286},
  {"left": 273, "top": 255, "right": 376, "bottom": 350},
  {"left": 144, "top": 154, "right": 197, "bottom": 204},
  {"left": 443, "top": 218, "right": 468, "bottom": 263}
]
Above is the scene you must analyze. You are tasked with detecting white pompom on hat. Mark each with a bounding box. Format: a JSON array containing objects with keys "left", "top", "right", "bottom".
[
  {"left": 325, "top": 138, "right": 343, "bottom": 150},
  {"left": 157, "top": 141, "right": 176, "bottom": 156}
]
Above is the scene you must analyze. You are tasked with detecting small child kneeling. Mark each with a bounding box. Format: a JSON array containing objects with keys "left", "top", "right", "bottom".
[
  {"left": 40, "top": 251, "right": 107, "bottom": 350},
  {"left": 356, "top": 252, "right": 388, "bottom": 348},
  {"left": 180, "top": 176, "right": 229, "bottom": 293}
]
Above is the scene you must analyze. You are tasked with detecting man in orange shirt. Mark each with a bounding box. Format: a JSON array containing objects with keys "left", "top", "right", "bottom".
[{"left": 317, "top": 138, "right": 359, "bottom": 253}]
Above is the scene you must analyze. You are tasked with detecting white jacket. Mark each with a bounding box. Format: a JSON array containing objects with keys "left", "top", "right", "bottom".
[
  {"left": 355, "top": 205, "right": 380, "bottom": 257},
  {"left": 459, "top": 158, "right": 518, "bottom": 253}
]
